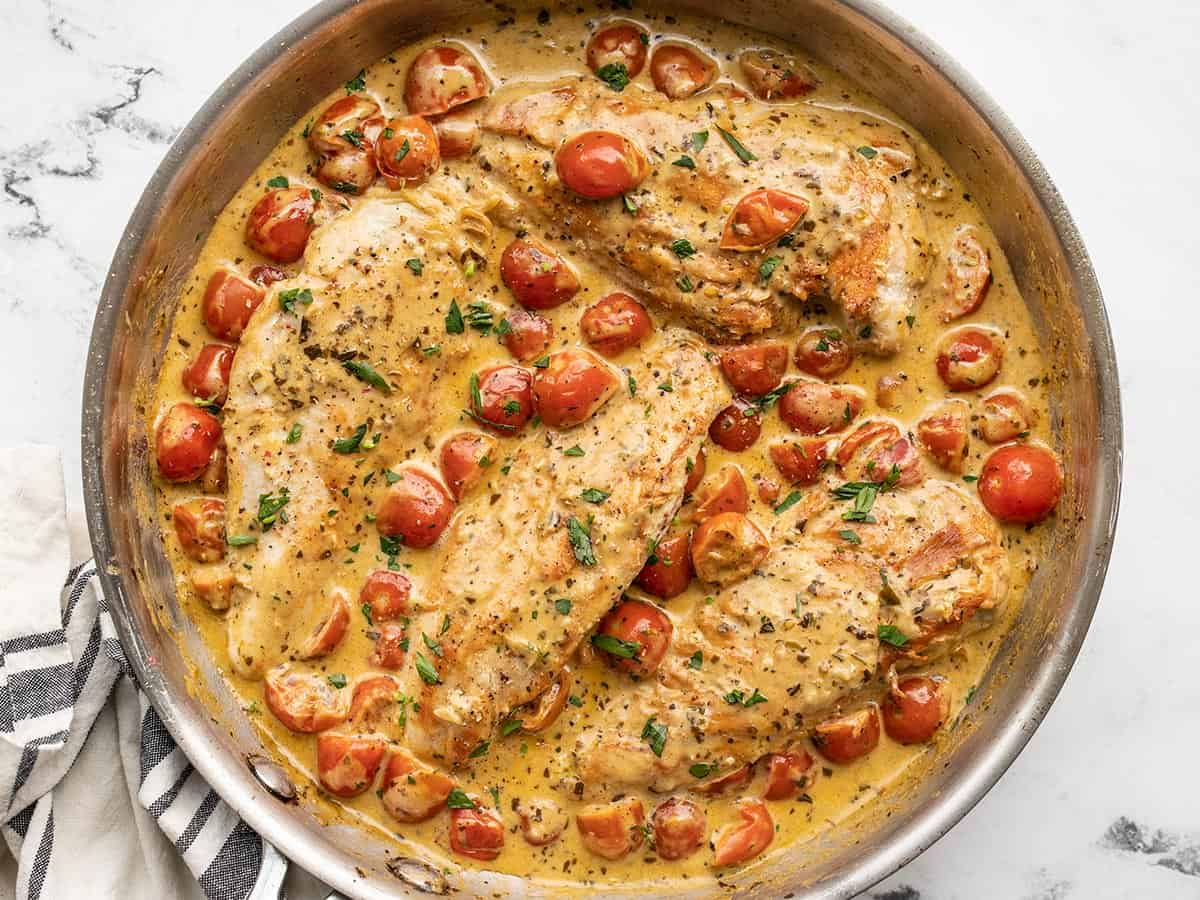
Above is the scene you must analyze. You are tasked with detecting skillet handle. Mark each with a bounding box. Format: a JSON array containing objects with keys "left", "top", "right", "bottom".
[{"left": 245, "top": 841, "right": 289, "bottom": 900}]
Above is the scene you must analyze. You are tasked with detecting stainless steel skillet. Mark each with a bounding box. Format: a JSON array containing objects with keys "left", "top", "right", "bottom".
[{"left": 81, "top": 1, "right": 1122, "bottom": 896}]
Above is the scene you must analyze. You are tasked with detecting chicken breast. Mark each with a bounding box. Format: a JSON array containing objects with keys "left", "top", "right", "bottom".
[{"left": 479, "top": 79, "right": 929, "bottom": 352}]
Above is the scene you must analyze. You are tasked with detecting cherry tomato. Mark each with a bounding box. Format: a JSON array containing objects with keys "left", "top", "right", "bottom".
[
  {"left": 917, "top": 400, "right": 969, "bottom": 472},
  {"left": 202, "top": 269, "right": 265, "bottom": 341},
  {"left": 249, "top": 264, "right": 289, "bottom": 286},
  {"left": 762, "top": 750, "right": 817, "bottom": 800},
  {"left": 693, "top": 764, "right": 752, "bottom": 795},
  {"left": 768, "top": 439, "right": 829, "bottom": 487},
  {"left": 576, "top": 797, "right": 644, "bottom": 860},
  {"left": 720, "top": 189, "right": 809, "bottom": 251},
  {"left": 812, "top": 706, "right": 881, "bottom": 764},
  {"left": 650, "top": 44, "right": 716, "bottom": 99},
  {"left": 155, "top": 403, "right": 222, "bottom": 483},
  {"left": 376, "top": 467, "right": 456, "bottom": 549},
  {"left": 375, "top": 115, "right": 441, "bottom": 188},
  {"left": 980, "top": 390, "right": 1035, "bottom": 444},
  {"left": 499, "top": 238, "right": 580, "bottom": 310},
  {"left": 404, "top": 45, "right": 491, "bottom": 116},
  {"left": 346, "top": 674, "right": 404, "bottom": 736},
  {"left": 794, "top": 327, "right": 853, "bottom": 379},
  {"left": 172, "top": 499, "right": 226, "bottom": 563},
  {"left": 555, "top": 131, "right": 649, "bottom": 200},
  {"left": 200, "top": 440, "right": 227, "bottom": 494},
  {"left": 431, "top": 112, "right": 479, "bottom": 159},
  {"left": 596, "top": 599, "right": 673, "bottom": 677},
  {"left": 263, "top": 665, "right": 350, "bottom": 733},
  {"left": 882, "top": 675, "right": 950, "bottom": 745},
  {"left": 709, "top": 400, "right": 762, "bottom": 451},
  {"left": 739, "top": 49, "right": 819, "bottom": 100},
  {"left": 298, "top": 589, "right": 350, "bottom": 659},
  {"left": 978, "top": 443, "right": 1063, "bottom": 524},
  {"left": 587, "top": 23, "right": 648, "bottom": 78},
  {"left": 315, "top": 732, "right": 388, "bottom": 798},
  {"left": 719, "top": 342, "right": 789, "bottom": 396},
  {"left": 935, "top": 326, "right": 1004, "bottom": 392},
  {"left": 380, "top": 749, "right": 455, "bottom": 823},
  {"left": 360, "top": 570, "right": 412, "bottom": 622},
  {"left": 308, "top": 95, "right": 381, "bottom": 193},
  {"left": 684, "top": 446, "right": 707, "bottom": 494},
  {"left": 835, "top": 420, "right": 924, "bottom": 487},
  {"left": 652, "top": 798, "right": 706, "bottom": 861},
  {"left": 875, "top": 374, "right": 906, "bottom": 409},
  {"left": 712, "top": 800, "right": 774, "bottom": 867},
  {"left": 516, "top": 797, "right": 568, "bottom": 846},
  {"left": 502, "top": 309, "right": 553, "bottom": 361},
  {"left": 520, "top": 668, "right": 572, "bottom": 733},
  {"left": 532, "top": 349, "right": 619, "bottom": 427},
  {"left": 371, "top": 622, "right": 409, "bottom": 669},
  {"left": 755, "top": 475, "right": 781, "bottom": 505},
  {"left": 245, "top": 187, "right": 317, "bottom": 264},
  {"left": 635, "top": 532, "right": 693, "bottom": 599},
  {"left": 777, "top": 381, "right": 863, "bottom": 435},
  {"left": 439, "top": 431, "right": 497, "bottom": 499},
  {"left": 182, "top": 344, "right": 235, "bottom": 406},
  {"left": 693, "top": 465, "right": 749, "bottom": 520},
  {"left": 191, "top": 564, "right": 233, "bottom": 611},
  {"left": 449, "top": 806, "right": 505, "bottom": 861},
  {"left": 941, "top": 226, "right": 992, "bottom": 322},
  {"left": 316, "top": 146, "right": 375, "bottom": 195},
  {"left": 691, "top": 512, "right": 770, "bottom": 587},
  {"left": 471, "top": 365, "right": 535, "bottom": 430},
  {"left": 580, "top": 292, "right": 654, "bottom": 356}
]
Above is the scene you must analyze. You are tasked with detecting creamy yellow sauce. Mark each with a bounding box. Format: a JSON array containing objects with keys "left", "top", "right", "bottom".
[{"left": 150, "top": 3, "right": 1051, "bottom": 888}]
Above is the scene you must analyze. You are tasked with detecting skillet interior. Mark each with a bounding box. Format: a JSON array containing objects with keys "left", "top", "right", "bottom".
[{"left": 81, "top": 0, "right": 1121, "bottom": 896}]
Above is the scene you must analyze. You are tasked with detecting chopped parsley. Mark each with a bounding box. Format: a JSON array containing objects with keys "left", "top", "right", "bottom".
[
  {"left": 332, "top": 424, "right": 369, "bottom": 454},
  {"left": 554, "top": 598, "right": 573, "bottom": 615},
  {"left": 877, "top": 624, "right": 908, "bottom": 647},
  {"left": 343, "top": 360, "right": 392, "bottom": 394},
  {"left": 266, "top": 175, "right": 289, "bottom": 189},
  {"left": 464, "top": 301, "right": 494, "bottom": 334},
  {"left": 622, "top": 193, "right": 638, "bottom": 215},
  {"left": 672, "top": 155, "right": 696, "bottom": 169},
  {"left": 566, "top": 516, "right": 596, "bottom": 565},
  {"left": 670, "top": 238, "right": 697, "bottom": 258},
  {"left": 379, "top": 533, "right": 403, "bottom": 557},
  {"left": 532, "top": 355, "right": 550, "bottom": 368},
  {"left": 753, "top": 380, "right": 794, "bottom": 413},
  {"left": 445, "top": 299, "right": 465, "bottom": 334},
  {"left": 278, "top": 287, "right": 313, "bottom": 314},
  {"left": 341, "top": 129, "right": 365, "bottom": 148},
  {"left": 500, "top": 718, "right": 524, "bottom": 736},
  {"left": 422, "top": 632, "right": 443, "bottom": 658},
  {"left": 591, "top": 633, "right": 640, "bottom": 660},
  {"left": 689, "top": 763, "right": 715, "bottom": 779},
  {"left": 676, "top": 274, "right": 694, "bottom": 292},
  {"left": 691, "top": 130, "right": 709, "bottom": 151},
  {"left": 724, "top": 687, "right": 767, "bottom": 707},
  {"left": 759, "top": 255, "right": 783, "bottom": 282},
  {"left": 344, "top": 69, "right": 366, "bottom": 93},
  {"left": 580, "top": 488, "right": 610, "bottom": 504},
  {"left": 627, "top": 374, "right": 638, "bottom": 397},
  {"left": 360, "top": 602, "right": 373, "bottom": 625},
  {"left": 774, "top": 490, "right": 803, "bottom": 515},
  {"left": 405, "top": 258, "right": 423, "bottom": 275},
  {"left": 595, "top": 62, "right": 630, "bottom": 91},
  {"left": 833, "top": 465, "right": 901, "bottom": 522},
  {"left": 327, "top": 673, "right": 347, "bottom": 689},
  {"left": 641, "top": 717, "right": 668, "bottom": 757},
  {"left": 285, "top": 423, "right": 302, "bottom": 444},
  {"left": 716, "top": 125, "right": 757, "bottom": 163},
  {"left": 688, "top": 650, "right": 703, "bottom": 670},
  {"left": 838, "top": 529, "right": 862, "bottom": 545},
  {"left": 563, "top": 445, "right": 585, "bottom": 457},
  {"left": 446, "top": 788, "right": 476, "bottom": 809},
  {"left": 394, "top": 139, "right": 411, "bottom": 162},
  {"left": 568, "top": 694, "right": 584, "bottom": 707},
  {"left": 256, "top": 488, "right": 290, "bottom": 530},
  {"left": 415, "top": 652, "right": 441, "bottom": 685},
  {"left": 963, "top": 474, "right": 979, "bottom": 483},
  {"left": 226, "top": 534, "right": 258, "bottom": 546},
  {"left": 856, "top": 145, "right": 879, "bottom": 159},
  {"left": 468, "top": 741, "right": 490, "bottom": 759}
]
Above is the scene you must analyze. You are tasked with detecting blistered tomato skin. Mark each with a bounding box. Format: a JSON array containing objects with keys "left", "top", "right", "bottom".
[
  {"left": 684, "top": 446, "right": 707, "bottom": 494},
  {"left": 587, "top": 23, "right": 648, "bottom": 78},
  {"left": 978, "top": 443, "right": 1063, "bottom": 524},
  {"left": 935, "top": 326, "right": 1004, "bottom": 392},
  {"left": 520, "top": 668, "right": 572, "bottom": 733},
  {"left": 375, "top": 115, "right": 441, "bottom": 188},
  {"left": 450, "top": 806, "right": 506, "bottom": 861},
  {"left": 202, "top": 270, "right": 265, "bottom": 342},
  {"left": 916, "top": 400, "right": 970, "bottom": 473},
  {"left": 649, "top": 44, "right": 717, "bottom": 100},
  {"left": 580, "top": 292, "right": 653, "bottom": 356},
  {"left": 941, "top": 225, "right": 992, "bottom": 322},
  {"left": 499, "top": 238, "right": 580, "bottom": 310},
  {"left": 155, "top": 403, "right": 222, "bottom": 483},
  {"left": 532, "top": 350, "right": 619, "bottom": 427},
  {"left": 245, "top": 188, "right": 317, "bottom": 264},
  {"left": 471, "top": 365, "right": 535, "bottom": 431},
  {"left": 376, "top": 468, "right": 456, "bottom": 549},
  {"left": 404, "top": 45, "right": 491, "bottom": 116},
  {"left": 555, "top": 131, "right": 649, "bottom": 200},
  {"left": 812, "top": 706, "right": 881, "bottom": 764},
  {"left": 709, "top": 400, "right": 762, "bottom": 451},
  {"left": 882, "top": 676, "right": 950, "bottom": 744},
  {"left": 503, "top": 309, "right": 553, "bottom": 361},
  {"left": 635, "top": 532, "right": 693, "bottom": 599},
  {"left": 719, "top": 342, "right": 789, "bottom": 396},
  {"left": 371, "top": 622, "right": 409, "bottom": 669},
  {"left": 596, "top": 599, "right": 673, "bottom": 677}
]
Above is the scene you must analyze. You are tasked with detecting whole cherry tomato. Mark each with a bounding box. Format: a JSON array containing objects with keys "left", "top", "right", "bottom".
[
  {"left": 375, "top": 115, "right": 441, "bottom": 188},
  {"left": 499, "top": 238, "right": 580, "bottom": 310},
  {"left": 580, "top": 292, "right": 654, "bottom": 356},
  {"left": 595, "top": 599, "right": 673, "bottom": 677},
  {"left": 587, "top": 23, "right": 648, "bottom": 78},
  {"left": 376, "top": 467, "right": 456, "bottom": 548},
  {"left": 245, "top": 187, "right": 317, "bottom": 263},
  {"left": 470, "top": 365, "right": 535, "bottom": 431},
  {"left": 812, "top": 706, "right": 881, "bottom": 764},
  {"left": 635, "top": 532, "right": 693, "bottom": 599},
  {"left": 155, "top": 403, "right": 222, "bottom": 483},
  {"left": 719, "top": 342, "right": 789, "bottom": 397},
  {"left": 935, "top": 326, "right": 1004, "bottom": 392},
  {"left": 794, "top": 327, "right": 853, "bottom": 379},
  {"left": 202, "top": 269, "right": 265, "bottom": 342},
  {"left": 182, "top": 343, "right": 235, "bottom": 406},
  {"left": 978, "top": 443, "right": 1063, "bottom": 524},
  {"left": 652, "top": 798, "right": 706, "bottom": 860},
  {"left": 882, "top": 675, "right": 949, "bottom": 744},
  {"left": 709, "top": 400, "right": 762, "bottom": 451},
  {"left": 555, "top": 131, "right": 649, "bottom": 200}
]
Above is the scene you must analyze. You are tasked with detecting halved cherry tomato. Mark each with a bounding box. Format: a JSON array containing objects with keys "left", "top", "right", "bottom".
[
  {"left": 980, "top": 390, "right": 1034, "bottom": 444},
  {"left": 777, "top": 381, "right": 863, "bottom": 435},
  {"left": 769, "top": 439, "right": 829, "bottom": 487},
  {"left": 316, "top": 732, "right": 388, "bottom": 798},
  {"left": 346, "top": 674, "right": 403, "bottom": 736},
  {"left": 875, "top": 374, "right": 905, "bottom": 409},
  {"left": 371, "top": 622, "right": 408, "bottom": 669},
  {"left": 182, "top": 344, "right": 235, "bottom": 406},
  {"left": 650, "top": 44, "right": 716, "bottom": 99},
  {"left": 596, "top": 599, "right": 673, "bottom": 677},
  {"left": 720, "top": 189, "right": 808, "bottom": 251},
  {"left": 191, "top": 564, "right": 233, "bottom": 610},
  {"left": 576, "top": 797, "right": 644, "bottom": 860},
  {"left": 431, "top": 112, "right": 479, "bottom": 159},
  {"left": 439, "top": 431, "right": 497, "bottom": 499},
  {"left": 652, "top": 798, "right": 706, "bottom": 861},
  {"left": 794, "top": 328, "right": 853, "bottom": 379},
  {"left": 450, "top": 805, "right": 506, "bottom": 861},
  {"left": 299, "top": 589, "right": 350, "bottom": 659},
  {"left": 499, "top": 238, "right": 580, "bottom": 310},
  {"left": 835, "top": 420, "right": 924, "bottom": 487},
  {"left": 516, "top": 797, "right": 568, "bottom": 846},
  {"left": 375, "top": 115, "right": 441, "bottom": 188},
  {"left": 172, "top": 498, "right": 226, "bottom": 563},
  {"left": 360, "top": 570, "right": 412, "bottom": 622},
  {"left": 555, "top": 131, "right": 649, "bottom": 200},
  {"left": 693, "top": 764, "right": 753, "bottom": 795},
  {"left": 404, "top": 45, "right": 491, "bottom": 116},
  {"left": 882, "top": 675, "right": 950, "bottom": 745},
  {"left": 249, "top": 264, "right": 289, "bottom": 286},
  {"left": 762, "top": 750, "right": 817, "bottom": 800},
  {"left": 470, "top": 364, "right": 534, "bottom": 431},
  {"left": 635, "top": 532, "right": 693, "bottom": 599},
  {"left": 376, "top": 467, "right": 456, "bottom": 549},
  {"left": 935, "top": 326, "right": 1004, "bottom": 392},
  {"left": 200, "top": 440, "right": 227, "bottom": 494},
  {"left": 684, "top": 446, "right": 707, "bottom": 494},
  {"left": 263, "top": 665, "right": 350, "bottom": 733},
  {"left": 202, "top": 269, "right": 265, "bottom": 341},
  {"left": 739, "top": 49, "right": 819, "bottom": 100},
  {"left": 917, "top": 400, "right": 969, "bottom": 472},
  {"left": 380, "top": 749, "right": 454, "bottom": 823},
  {"left": 691, "top": 512, "right": 769, "bottom": 586},
  {"left": 580, "top": 292, "right": 653, "bottom": 356},
  {"left": 755, "top": 475, "right": 781, "bottom": 505},
  {"left": 693, "top": 465, "right": 749, "bottom": 520},
  {"left": 307, "top": 95, "right": 381, "bottom": 193},
  {"left": 245, "top": 188, "right": 317, "bottom": 263},
  {"left": 532, "top": 349, "right": 619, "bottom": 427},
  {"left": 812, "top": 706, "right": 881, "bottom": 764},
  {"left": 155, "top": 403, "right": 222, "bottom": 483},
  {"left": 502, "top": 309, "right": 553, "bottom": 361},
  {"left": 587, "top": 23, "right": 648, "bottom": 78},
  {"left": 941, "top": 225, "right": 992, "bottom": 322},
  {"left": 978, "top": 443, "right": 1063, "bottom": 524},
  {"left": 709, "top": 400, "right": 762, "bottom": 451},
  {"left": 520, "top": 668, "right": 572, "bottom": 733},
  {"left": 712, "top": 800, "right": 774, "bottom": 867},
  {"left": 719, "top": 342, "right": 789, "bottom": 396},
  {"left": 316, "top": 146, "right": 375, "bottom": 195}
]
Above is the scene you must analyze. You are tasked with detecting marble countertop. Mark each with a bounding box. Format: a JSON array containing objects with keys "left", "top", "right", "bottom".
[{"left": 3, "top": 1, "right": 1196, "bottom": 897}]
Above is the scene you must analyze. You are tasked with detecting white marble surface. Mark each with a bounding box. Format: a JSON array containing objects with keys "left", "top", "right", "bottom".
[{"left": 1, "top": 1, "right": 1197, "bottom": 897}]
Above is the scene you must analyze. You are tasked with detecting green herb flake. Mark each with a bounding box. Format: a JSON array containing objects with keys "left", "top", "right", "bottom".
[
  {"left": 532, "top": 355, "right": 550, "bottom": 368},
  {"left": 689, "top": 762, "right": 715, "bottom": 779},
  {"left": 568, "top": 694, "right": 584, "bottom": 707},
  {"left": 266, "top": 175, "right": 289, "bottom": 189},
  {"left": 672, "top": 155, "right": 696, "bottom": 169},
  {"left": 332, "top": 424, "right": 369, "bottom": 454},
  {"left": 446, "top": 788, "right": 476, "bottom": 809},
  {"left": 278, "top": 287, "right": 314, "bottom": 314},
  {"left": 691, "top": 130, "right": 709, "bottom": 151},
  {"left": 394, "top": 139, "right": 411, "bottom": 162},
  {"left": 566, "top": 516, "right": 596, "bottom": 565},
  {"left": 421, "top": 344, "right": 440, "bottom": 357},
  {"left": 595, "top": 62, "right": 631, "bottom": 91},
  {"left": 554, "top": 598, "right": 573, "bottom": 615},
  {"left": 774, "top": 490, "right": 803, "bottom": 515},
  {"left": 676, "top": 274, "right": 694, "bottom": 292},
  {"left": 877, "top": 624, "right": 908, "bottom": 647},
  {"left": 641, "top": 717, "right": 668, "bottom": 757},
  {"left": 405, "top": 258, "right": 423, "bottom": 275},
  {"left": 622, "top": 193, "right": 638, "bottom": 215},
  {"left": 563, "top": 445, "right": 585, "bottom": 457},
  {"left": 838, "top": 529, "right": 862, "bottom": 545},
  {"left": 580, "top": 488, "right": 610, "bottom": 504},
  {"left": 422, "top": 632, "right": 444, "bottom": 658},
  {"left": 627, "top": 374, "right": 638, "bottom": 397},
  {"left": 591, "top": 633, "right": 640, "bottom": 660},
  {"left": 256, "top": 488, "right": 291, "bottom": 530},
  {"left": 415, "top": 652, "right": 441, "bottom": 685},
  {"left": 500, "top": 718, "right": 523, "bottom": 736},
  {"left": 361, "top": 602, "right": 374, "bottom": 626},
  {"left": 856, "top": 145, "right": 879, "bottom": 159},
  {"left": 670, "top": 238, "right": 697, "bottom": 259},
  {"left": 285, "top": 423, "right": 302, "bottom": 444},
  {"left": 445, "top": 299, "right": 465, "bottom": 334},
  {"left": 343, "top": 360, "right": 392, "bottom": 394},
  {"left": 226, "top": 534, "right": 258, "bottom": 546},
  {"left": 759, "top": 255, "right": 783, "bottom": 282},
  {"left": 468, "top": 741, "right": 490, "bottom": 759},
  {"left": 905, "top": 314, "right": 916, "bottom": 328},
  {"left": 327, "top": 673, "right": 347, "bottom": 689},
  {"left": 687, "top": 650, "right": 703, "bottom": 670},
  {"left": 344, "top": 69, "right": 367, "bottom": 93},
  {"left": 963, "top": 474, "right": 979, "bottom": 483},
  {"left": 716, "top": 125, "right": 757, "bottom": 163}
]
